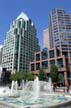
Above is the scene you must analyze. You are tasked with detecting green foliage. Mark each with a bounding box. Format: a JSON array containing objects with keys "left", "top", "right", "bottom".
[
  {"left": 10, "top": 71, "right": 34, "bottom": 81},
  {"left": 38, "top": 68, "right": 45, "bottom": 81},
  {"left": 26, "top": 72, "right": 34, "bottom": 81},
  {"left": 10, "top": 72, "right": 22, "bottom": 81},
  {"left": 58, "top": 73, "right": 63, "bottom": 83},
  {"left": 50, "top": 65, "right": 58, "bottom": 82},
  {"left": 22, "top": 72, "right": 28, "bottom": 81}
]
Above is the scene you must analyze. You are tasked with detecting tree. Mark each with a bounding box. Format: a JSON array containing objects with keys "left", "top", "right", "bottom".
[
  {"left": 10, "top": 71, "right": 26, "bottom": 86},
  {"left": 26, "top": 72, "right": 34, "bottom": 81},
  {"left": 38, "top": 68, "right": 45, "bottom": 81},
  {"left": 50, "top": 65, "right": 58, "bottom": 83},
  {"left": 50, "top": 65, "right": 58, "bottom": 91},
  {"left": 10, "top": 71, "right": 34, "bottom": 82},
  {"left": 10, "top": 72, "right": 23, "bottom": 81},
  {"left": 22, "top": 72, "right": 28, "bottom": 81},
  {"left": 58, "top": 73, "right": 64, "bottom": 86}
]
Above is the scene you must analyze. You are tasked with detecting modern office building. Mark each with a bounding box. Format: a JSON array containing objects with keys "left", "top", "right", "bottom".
[
  {"left": 29, "top": 8, "right": 71, "bottom": 85},
  {"left": 42, "top": 28, "right": 50, "bottom": 49},
  {"left": 0, "top": 45, "right": 3, "bottom": 65},
  {"left": 49, "top": 8, "right": 71, "bottom": 68},
  {"left": 0, "top": 45, "right": 3, "bottom": 78},
  {"left": 2, "top": 12, "right": 40, "bottom": 72},
  {"left": 30, "top": 48, "right": 68, "bottom": 85}
]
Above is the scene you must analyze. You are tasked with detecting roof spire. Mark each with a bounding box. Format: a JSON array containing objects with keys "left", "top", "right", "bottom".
[{"left": 17, "top": 12, "right": 29, "bottom": 21}]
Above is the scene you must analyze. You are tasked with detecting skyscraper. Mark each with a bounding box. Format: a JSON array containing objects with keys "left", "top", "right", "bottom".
[
  {"left": 49, "top": 8, "right": 71, "bottom": 67},
  {"left": 0, "top": 45, "right": 3, "bottom": 78},
  {"left": 0, "top": 45, "right": 3, "bottom": 65},
  {"left": 42, "top": 28, "right": 50, "bottom": 49},
  {"left": 2, "top": 12, "right": 40, "bottom": 72}
]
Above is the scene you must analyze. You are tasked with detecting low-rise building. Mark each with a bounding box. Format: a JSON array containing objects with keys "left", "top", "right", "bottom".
[{"left": 30, "top": 48, "right": 69, "bottom": 85}]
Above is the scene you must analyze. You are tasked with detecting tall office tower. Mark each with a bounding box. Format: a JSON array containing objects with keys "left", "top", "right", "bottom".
[
  {"left": 42, "top": 28, "right": 50, "bottom": 49},
  {"left": 2, "top": 12, "right": 40, "bottom": 72},
  {"left": 0, "top": 45, "right": 3, "bottom": 65},
  {"left": 49, "top": 8, "right": 71, "bottom": 66},
  {"left": 0, "top": 45, "right": 3, "bottom": 78}
]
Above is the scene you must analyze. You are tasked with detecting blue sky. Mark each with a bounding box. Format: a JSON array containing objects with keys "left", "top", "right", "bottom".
[{"left": 0, "top": 0, "right": 71, "bottom": 47}]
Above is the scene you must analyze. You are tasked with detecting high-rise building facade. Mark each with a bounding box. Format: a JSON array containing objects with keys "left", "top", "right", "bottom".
[
  {"left": 49, "top": 8, "right": 71, "bottom": 68},
  {"left": 0, "top": 45, "right": 3, "bottom": 65},
  {"left": 0, "top": 45, "right": 3, "bottom": 78},
  {"left": 2, "top": 12, "right": 40, "bottom": 72},
  {"left": 42, "top": 28, "right": 50, "bottom": 49}
]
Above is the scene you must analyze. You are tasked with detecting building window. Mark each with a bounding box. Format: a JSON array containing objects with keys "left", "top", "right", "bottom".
[
  {"left": 18, "top": 21, "right": 21, "bottom": 28},
  {"left": 62, "top": 52, "right": 68, "bottom": 57},
  {"left": 49, "top": 50, "right": 54, "bottom": 58},
  {"left": 50, "top": 60, "right": 55, "bottom": 66},
  {"left": 36, "top": 54, "right": 40, "bottom": 61},
  {"left": 41, "top": 50, "right": 48, "bottom": 60},
  {"left": 31, "top": 64, "right": 34, "bottom": 71},
  {"left": 22, "top": 21, "right": 25, "bottom": 28},
  {"left": 42, "top": 61, "right": 48, "bottom": 69},
  {"left": 70, "top": 52, "right": 71, "bottom": 56},
  {"left": 56, "top": 49, "right": 60, "bottom": 56},
  {"left": 14, "top": 28, "right": 17, "bottom": 34},
  {"left": 36, "top": 63, "right": 40, "bottom": 70},
  {"left": 57, "top": 59, "right": 63, "bottom": 67},
  {"left": 62, "top": 48, "right": 68, "bottom": 50}
]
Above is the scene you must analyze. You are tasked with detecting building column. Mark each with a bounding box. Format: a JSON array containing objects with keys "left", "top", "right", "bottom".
[
  {"left": 48, "top": 49, "right": 50, "bottom": 73},
  {"left": 64, "top": 72, "right": 68, "bottom": 86}
]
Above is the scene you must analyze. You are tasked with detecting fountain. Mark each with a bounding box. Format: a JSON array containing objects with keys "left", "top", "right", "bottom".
[
  {"left": 0, "top": 77, "right": 71, "bottom": 108},
  {"left": 11, "top": 80, "right": 15, "bottom": 93},
  {"left": 0, "top": 81, "right": 18, "bottom": 97},
  {"left": 47, "top": 77, "right": 53, "bottom": 92},
  {"left": 0, "top": 86, "right": 10, "bottom": 96},
  {"left": 21, "top": 80, "right": 25, "bottom": 91},
  {"left": 15, "top": 81, "right": 18, "bottom": 92},
  {"left": 33, "top": 76, "right": 40, "bottom": 99},
  {"left": 10, "top": 80, "right": 19, "bottom": 97},
  {"left": 10, "top": 80, "right": 18, "bottom": 94}
]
